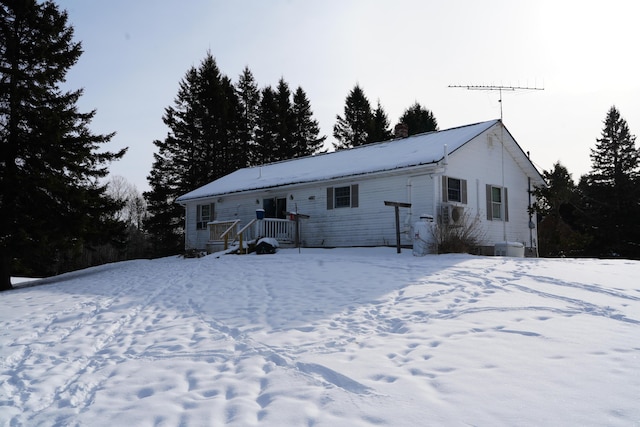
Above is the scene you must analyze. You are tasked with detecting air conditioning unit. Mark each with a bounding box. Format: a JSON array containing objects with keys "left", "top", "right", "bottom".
[{"left": 441, "top": 204, "right": 464, "bottom": 225}]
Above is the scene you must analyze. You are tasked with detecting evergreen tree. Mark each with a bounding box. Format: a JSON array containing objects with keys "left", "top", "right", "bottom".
[
  {"left": 144, "top": 69, "right": 199, "bottom": 256},
  {"left": 579, "top": 106, "right": 639, "bottom": 258},
  {"left": 255, "top": 86, "right": 279, "bottom": 164},
  {"left": 236, "top": 66, "right": 261, "bottom": 165},
  {"left": 399, "top": 102, "right": 438, "bottom": 135},
  {"left": 333, "top": 84, "right": 372, "bottom": 150},
  {"left": 221, "top": 74, "right": 244, "bottom": 173},
  {"left": 587, "top": 106, "right": 639, "bottom": 186},
  {"left": 0, "top": 1, "right": 126, "bottom": 290},
  {"left": 254, "top": 80, "right": 324, "bottom": 162},
  {"left": 144, "top": 148, "right": 184, "bottom": 256},
  {"left": 144, "top": 53, "right": 241, "bottom": 256},
  {"left": 273, "top": 78, "right": 295, "bottom": 160},
  {"left": 291, "top": 86, "right": 326, "bottom": 157},
  {"left": 533, "top": 163, "right": 590, "bottom": 257},
  {"left": 367, "top": 100, "right": 392, "bottom": 143}
]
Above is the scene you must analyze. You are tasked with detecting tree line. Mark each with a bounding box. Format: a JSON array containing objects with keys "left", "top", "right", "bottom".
[
  {"left": 0, "top": 0, "right": 440, "bottom": 290},
  {"left": 1, "top": 1, "right": 126, "bottom": 291},
  {"left": 2, "top": 1, "right": 638, "bottom": 291},
  {"left": 142, "top": 54, "right": 440, "bottom": 256},
  {"left": 143, "top": 53, "right": 327, "bottom": 256},
  {"left": 333, "top": 84, "right": 438, "bottom": 150},
  {"left": 534, "top": 106, "right": 640, "bottom": 258}
]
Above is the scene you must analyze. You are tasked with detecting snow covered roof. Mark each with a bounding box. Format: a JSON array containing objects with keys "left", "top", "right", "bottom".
[{"left": 176, "top": 120, "right": 499, "bottom": 202}]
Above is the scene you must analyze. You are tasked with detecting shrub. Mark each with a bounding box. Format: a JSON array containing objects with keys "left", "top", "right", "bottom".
[{"left": 433, "top": 210, "right": 485, "bottom": 254}]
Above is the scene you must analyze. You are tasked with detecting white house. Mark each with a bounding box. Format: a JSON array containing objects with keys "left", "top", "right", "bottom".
[{"left": 175, "top": 119, "right": 545, "bottom": 255}]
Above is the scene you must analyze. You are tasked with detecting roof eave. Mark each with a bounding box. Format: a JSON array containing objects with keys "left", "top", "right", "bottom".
[{"left": 175, "top": 161, "right": 443, "bottom": 204}]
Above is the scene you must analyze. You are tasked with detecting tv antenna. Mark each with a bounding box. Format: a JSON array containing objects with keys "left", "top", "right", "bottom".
[
  {"left": 448, "top": 84, "right": 544, "bottom": 120},
  {"left": 448, "top": 83, "right": 543, "bottom": 244}
]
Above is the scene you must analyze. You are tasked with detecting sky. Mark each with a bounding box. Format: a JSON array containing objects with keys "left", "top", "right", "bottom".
[
  {"left": 2, "top": 248, "right": 639, "bottom": 425},
  {"left": 56, "top": 0, "right": 640, "bottom": 193}
]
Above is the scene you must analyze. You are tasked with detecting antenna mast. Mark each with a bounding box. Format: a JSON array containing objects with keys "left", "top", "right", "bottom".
[
  {"left": 448, "top": 84, "right": 544, "bottom": 120},
  {"left": 448, "top": 83, "right": 543, "bottom": 244}
]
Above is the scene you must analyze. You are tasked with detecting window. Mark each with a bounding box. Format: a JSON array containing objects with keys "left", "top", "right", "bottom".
[
  {"left": 442, "top": 176, "right": 467, "bottom": 204},
  {"left": 327, "top": 184, "right": 359, "bottom": 209},
  {"left": 491, "top": 186, "right": 502, "bottom": 219},
  {"left": 448, "top": 178, "right": 461, "bottom": 202},
  {"left": 196, "top": 203, "right": 214, "bottom": 229},
  {"left": 486, "top": 185, "right": 509, "bottom": 221},
  {"left": 334, "top": 186, "right": 351, "bottom": 208}
]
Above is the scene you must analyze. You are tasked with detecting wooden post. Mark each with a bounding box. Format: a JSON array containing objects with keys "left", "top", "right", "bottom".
[
  {"left": 384, "top": 201, "right": 412, "bottom": 253},
  {"left": 288, "top": 210, "right": 310, "bottom": 251}
]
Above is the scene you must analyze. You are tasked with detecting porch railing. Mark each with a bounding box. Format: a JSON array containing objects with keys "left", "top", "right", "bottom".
[
  {"left": 208, "top": 218, "right": 295, "bottom": 248},
  {"left": 256, "top": 218, "right": 295, "bottom": 243},
  {"left": 236, "top": 219, "right": 257, "bottom": 254},
  {"left": 208, "top": 220, "right": 240, "bottom": 248}
]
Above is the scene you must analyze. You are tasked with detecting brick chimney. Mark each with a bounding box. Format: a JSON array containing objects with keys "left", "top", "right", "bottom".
[{"left": 394, "top": 123, "right": 408, "bottom": 138}]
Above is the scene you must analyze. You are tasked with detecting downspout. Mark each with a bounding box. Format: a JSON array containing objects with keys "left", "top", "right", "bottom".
[
  {"left": 443, "top": 144, "right": 449, "bottom": 170},
  {"left": 528, "top": 177, "right": 532, "bottom": 251},
  {"left": 528, "top": 175, "right": 539, "bottom": 257},
  {"left": 405, "top": 144, "right": 449, "bottom": 232},
  {"left": 437, "top": 144, "right": 449, "bottom": 215},
  {"left": 500, "top": 122, "right": 507, "bottom": 242}
]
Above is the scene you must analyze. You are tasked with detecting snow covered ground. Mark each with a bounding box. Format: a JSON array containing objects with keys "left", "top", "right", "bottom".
[{"left": 1, "top": 248, "right": 639, "bottom": 426}]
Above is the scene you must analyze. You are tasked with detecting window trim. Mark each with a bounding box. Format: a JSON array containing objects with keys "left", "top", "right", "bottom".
[
  {"left": 327, "top": 184, "right": 359, "bottom": 209},
  {"left": 196, "top": 203, "right": 215, "bottom": 229},
  {"left": 486, "top": 185, "right": 509, "bottom": 221},
  {"left": 334, "top": 186, "right": 351, "bottom": 208},
  {"left": 442, "top": 176, "right": 467, "bottom": 204}
]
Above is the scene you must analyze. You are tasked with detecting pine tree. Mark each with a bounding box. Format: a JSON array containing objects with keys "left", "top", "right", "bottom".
[
  {"left": 580, "top": 106, "right": 639, "bottom": 257},
  {"left": 195, "top": 56, "right": 242, "bottom": 179},
  {"left": 255, "top": 86, "right": 279, "bottom": 164},
  {"left": 399, "top": 102, "right": 438, "bottom": 135},
  {"left": 0, "top": 1, "right": 126, "bottom": 290},
  {"left": 587, "top": 106, "right": 639, "bottom": 186},
  {"left": 220, "top": 74, "right": 244, "bottom": 173},
  {"left": 333, "top": 84, "right": 372, "bottom": 150},
  {"left": 144, "top": 148, "right": 185, "bottom": 256},
  {"left": 273, "top": 78, "right": 295, "bottom": 160},
  {"left": 367, "top": 100, "right": 392, "bottom": 143},
  {"left": 236, "top": 66, "right": 261, "bottom": 165},
  {"left": 534, "top": 163, "right": 589, "bottom": 256},
  {"left": 144, "top": 69, "right": 198, "bottom": 256},
  {"left": 291, "top": 86, "right": 326, "bottom": 157},
  {"left": 144, "top": 53, "right": 241, "bottom": 256}
]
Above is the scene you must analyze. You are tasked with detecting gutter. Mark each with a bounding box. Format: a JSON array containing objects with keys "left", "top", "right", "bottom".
[{"left": 405, "top": 144, "right": 449, "bottom": 226}]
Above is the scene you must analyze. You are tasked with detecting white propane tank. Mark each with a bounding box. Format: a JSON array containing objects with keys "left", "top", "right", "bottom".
[{"left": 413, "top": 214, "right": 435, "bottom": 256}]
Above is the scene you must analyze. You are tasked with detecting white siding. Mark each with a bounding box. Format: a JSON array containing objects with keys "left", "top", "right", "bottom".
[
  {"left": 184, "top": 203, "right": 197, "bottom": 250},
  {"left": 183, "top": 200, "right": 217, "bottom": 250},
  {"left": 311, "top": 174, "right": 416, "bottom": 247},
  {"left": 180, "top": 122, "right": 541, "bottom": 252},
  {"left": 182, "top": 169, "right": 439, "bottom": 250},
  {"left": 443, "top": 127, "right": 537, "bottom": 247}
]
